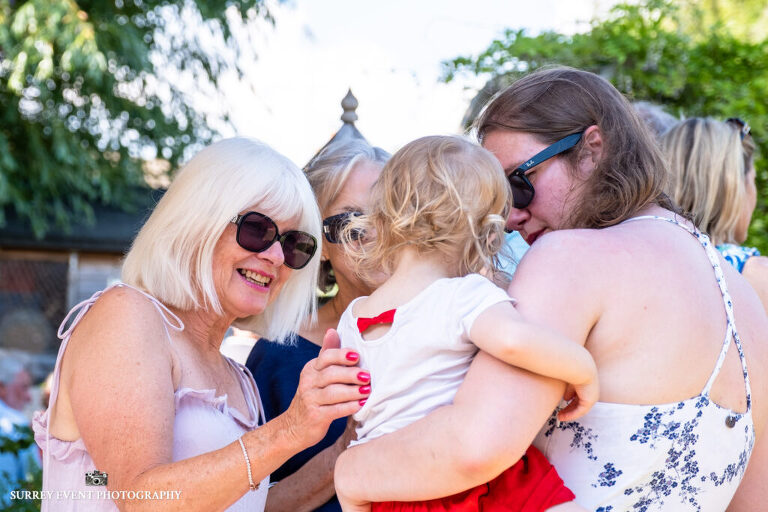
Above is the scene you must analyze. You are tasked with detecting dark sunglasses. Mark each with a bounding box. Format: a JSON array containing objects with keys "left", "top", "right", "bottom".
[
  {"left": 726, "top": 117, "right": 751, "bottom": 141},
  {"left": 507, "top": 132, "right": 583, "bottom": 209},
  {"left": 322, "top": 211, "right": 363, "bottom": 244},
  {"left": 230, "top": 212, "right": 317, "bottom": 270}
]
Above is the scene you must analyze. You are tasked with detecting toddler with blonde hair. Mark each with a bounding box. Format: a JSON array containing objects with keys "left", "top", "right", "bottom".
[{"left": 335, "top": 135, "right": 593, "bottom": 512}]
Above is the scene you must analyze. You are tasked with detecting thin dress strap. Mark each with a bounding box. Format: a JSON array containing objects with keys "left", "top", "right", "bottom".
[
  {"left": 50, "top": 283, "right": 184, "bottom": 409},
  {"left": 622, "top": 215, "right": 752, "bottom": 412},
  {"left": 228, "top": 359, "right": 267, "bottom": 428}
]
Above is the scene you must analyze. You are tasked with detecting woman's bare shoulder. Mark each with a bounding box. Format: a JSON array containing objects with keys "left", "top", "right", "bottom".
[
  {"left": 743, "top": 255, "right": 768, "bottom": 296},
  {"left": 513, "top": 227, "right": 624, "bottom": 285},
  {"left": 743, "top": 253, "right": 768, "bottom": 270},
  {"left": 66, "top": 285, "right": 174, "bottom": 361}
]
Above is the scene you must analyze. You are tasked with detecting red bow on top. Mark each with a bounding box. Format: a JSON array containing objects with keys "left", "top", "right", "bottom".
[{"left": 357, "top": 309, "right": 396, "bottom": 334}]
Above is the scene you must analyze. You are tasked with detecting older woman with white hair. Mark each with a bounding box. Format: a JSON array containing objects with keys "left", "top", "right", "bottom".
[
  {"left": 0, "top": 355, "right": 38, "bottom": 508},
  {"left": 0, "top": 356, "right": 31, "bottom": 412},
  {"left": 32, "top": 138, "right": 370, "bottom": 511}
]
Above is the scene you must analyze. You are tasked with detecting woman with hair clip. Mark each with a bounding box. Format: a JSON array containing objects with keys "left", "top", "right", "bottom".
[
  {"left": 33, "top": 138, "right": 371, "bottom": 511},
  {"left": 247, "top": 139, "right": 389, "bottom": 511},
  {"left": 662, "top": 117, "right": 768, "bottom": 316},
  {"left": 334, "top": 68, "right": 768, "bottom": 511}
]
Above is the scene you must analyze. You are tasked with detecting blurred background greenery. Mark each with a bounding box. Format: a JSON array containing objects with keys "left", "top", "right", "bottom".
[
  {"left": 1, "top": 0, "right": 766, "bottom": 248},
  {"left": 443, "top": 0, "right": 768, "bottom": 252},
  {"left": 0, "top": 0, "right": 271, "bottom": 238}
]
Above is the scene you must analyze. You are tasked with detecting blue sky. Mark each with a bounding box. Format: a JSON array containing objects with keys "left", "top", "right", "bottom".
[{"left": 212, "top": 0, "right": 618, "bottom": 166}]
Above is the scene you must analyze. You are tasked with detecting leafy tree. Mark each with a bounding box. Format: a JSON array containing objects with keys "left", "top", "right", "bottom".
[
  {"left": 0, "top": 424, "right": 41, "bottom": 511},
  {"left": 443, "top": 0, "right": 768, "bottom": 253},
  {"left": 0, "top": 0, "right": 271, "bottom": 236}
]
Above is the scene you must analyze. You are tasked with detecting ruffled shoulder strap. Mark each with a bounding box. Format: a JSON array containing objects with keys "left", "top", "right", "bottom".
[
  {"left": 227, "top": 358, "right": 267, "bottom": 428},
  {"left": 57, "top": 282, "right": 183, "bottom": 340}
]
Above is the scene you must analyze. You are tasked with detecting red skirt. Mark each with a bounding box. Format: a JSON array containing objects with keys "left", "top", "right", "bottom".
[{"left": 372, "top": 446, "right": 575, "bottom": 512}]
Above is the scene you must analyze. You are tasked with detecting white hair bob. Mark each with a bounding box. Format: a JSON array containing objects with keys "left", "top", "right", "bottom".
[{"left": 122, "top": 137, "right": 321, "bottom": 342}]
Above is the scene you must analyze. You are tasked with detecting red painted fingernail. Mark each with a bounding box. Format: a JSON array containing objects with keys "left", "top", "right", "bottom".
[
  {"left": 346, "top": 351, "right": 359, "bottom": 361},
  {"left": 359, "top": 385, "right": 371, "bottom": 395},
  {"left": 358, "top": 399, "right": 367, "bottom": 406},
  {"left": 357, "top": 371, "right": 371, "bottom": 383}
]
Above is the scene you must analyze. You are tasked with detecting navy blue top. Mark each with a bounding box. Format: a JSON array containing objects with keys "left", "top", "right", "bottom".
[{"left": 246, "top": 334, "right": 345, "bottom": 512}]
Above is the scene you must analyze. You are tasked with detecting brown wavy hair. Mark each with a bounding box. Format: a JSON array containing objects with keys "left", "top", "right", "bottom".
[
  {"left": 341, "top": 135, "right": 510, "bottom": 281},
  {"left": 476, "top": 66, "right": 677, "bottom": 228}
]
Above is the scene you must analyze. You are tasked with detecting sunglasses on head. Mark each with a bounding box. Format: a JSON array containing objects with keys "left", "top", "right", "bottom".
[
  {"left": 726, "top": 117, "right": 751, "bottom": 141},
  {"left": 507, "top": 132, "right": 584, "bottom": 209},
  {"left": 322, "top": 211, "right": 363, "bottom": 244},
  {"left": 230, "top": 212, "right": 317, "bottom": 270}
]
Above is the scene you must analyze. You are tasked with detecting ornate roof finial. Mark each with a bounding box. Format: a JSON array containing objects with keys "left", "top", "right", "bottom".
[{"left": 341, "top": 89, "right": 358, "bottom": 124}]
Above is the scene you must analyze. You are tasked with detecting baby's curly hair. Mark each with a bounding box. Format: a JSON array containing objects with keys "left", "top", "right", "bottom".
[{"left": 342, "top": 135, "right": 510, "bottom": 281}]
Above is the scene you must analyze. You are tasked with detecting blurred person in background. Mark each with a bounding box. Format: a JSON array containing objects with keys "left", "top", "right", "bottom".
[
  {"left": 0, "top": 357, "right": 39, "bottom": 506},
  {"left": 220, "top": 327, "right": 261, "bottom": 365},
  {"left": 662, "top": 117, "right": 768, "bottom": 315},
  {"left": 247, "top": 139, "right": 388, "bottom": 512},
  {"left": 633, "top": 101, "right": 679, "bottom": 140},
  {"left": 0, "top": 357, "right": 31, "bottom": 412}
]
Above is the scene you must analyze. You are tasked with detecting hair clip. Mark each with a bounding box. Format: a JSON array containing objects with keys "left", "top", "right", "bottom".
[
  {"left": 483, "top": 214, "right": 506, "bottom": 226},
  {"left": 726, "top": 117, "right": 751, "bottom": 140}
]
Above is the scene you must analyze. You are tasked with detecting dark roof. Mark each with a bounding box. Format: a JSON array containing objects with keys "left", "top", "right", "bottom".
[
  {"left": 0, "top": 188, "right": 165, "bottom": 254},
  {"left": 305, "top": 89, "right": 368, "bottom": 166},
  {"left": 310, "top": 122, "right": 367, "bottom": 164}
]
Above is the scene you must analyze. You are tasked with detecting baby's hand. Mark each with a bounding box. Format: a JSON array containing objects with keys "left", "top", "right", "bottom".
[{"left": 557, "top": 375, "right": 599, "bottom": 422}]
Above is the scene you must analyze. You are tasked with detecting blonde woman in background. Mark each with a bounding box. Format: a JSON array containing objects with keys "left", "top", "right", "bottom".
[
  {"left": 662, "top": 117, "right": 768, "bottom": 315},
  {"left": 246, "top": 139, "right": 389, "bottom": 511}
]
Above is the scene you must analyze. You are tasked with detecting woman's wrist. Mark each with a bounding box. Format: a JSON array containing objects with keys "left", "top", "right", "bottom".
[{"left": 243, "top": 412, "right": 309, "bottom": 470}]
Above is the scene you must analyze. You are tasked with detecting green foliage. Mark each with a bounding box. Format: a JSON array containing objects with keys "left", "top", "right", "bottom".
[
  {"left": 0, "top": 424, "right": 41, "bottom": 511},
  {"left": 0, "top": 424, "right": 34, "bottom": 453},
  {"left": 0, "top": 0, "right": 271, "bottom": 237},
  {"left": 443, "top": 0, "right": 768, "bottom": 253}
]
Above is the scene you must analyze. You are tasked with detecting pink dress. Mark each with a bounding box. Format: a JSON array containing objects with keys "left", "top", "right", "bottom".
[{"left": 32, "top": 283, "right": 270, "bottom": 511}]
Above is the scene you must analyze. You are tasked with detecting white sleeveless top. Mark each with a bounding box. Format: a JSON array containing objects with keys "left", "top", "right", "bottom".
[{"left": 533, "top": 216, "right": 755, "bottom": 511}]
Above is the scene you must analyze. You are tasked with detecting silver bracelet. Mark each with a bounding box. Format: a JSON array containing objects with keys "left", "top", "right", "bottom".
[{"left": 238, "top": 437, "right": 258, "bottom": 491}]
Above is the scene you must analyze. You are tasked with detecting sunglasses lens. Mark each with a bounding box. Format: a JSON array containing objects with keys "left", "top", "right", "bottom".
[
  {"left": 509, "top": 174, "right": 534, "bottom": 209},
  {"left": 281, "top": 232, "right": 317, "bottom": 269},
  {"left": 238, "top": 213, "right": 277, "bottom": 252},
  {"left": 323, "top": 212, "right": 362, "bottom": 244}
]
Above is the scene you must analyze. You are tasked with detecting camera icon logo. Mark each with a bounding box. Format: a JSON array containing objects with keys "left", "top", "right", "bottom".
[{"left": 85, "top": 470, "right": 108, "bottom": 486}]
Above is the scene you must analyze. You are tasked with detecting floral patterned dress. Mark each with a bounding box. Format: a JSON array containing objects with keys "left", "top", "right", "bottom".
[
  {"left": 533, "top": 216, "right": 755, "bottom": 512},
  {"left": 717, "top": 243, "right": 760, "bottom": 274}
]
